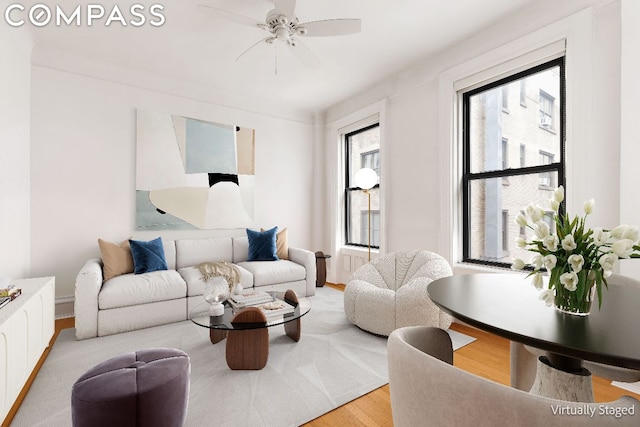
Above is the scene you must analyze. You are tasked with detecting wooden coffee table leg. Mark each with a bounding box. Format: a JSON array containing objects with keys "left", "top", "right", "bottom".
[
  {"left": 226, "top": 307, "right": 269, "bottom": 370},
  {"left": 210, "top": 329, "right": 227, "bottom": 344},
  {"left": 284, "top": 289, "right": 301, "bottom": 342}
]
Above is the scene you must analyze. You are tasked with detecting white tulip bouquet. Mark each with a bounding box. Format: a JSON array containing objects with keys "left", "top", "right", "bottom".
[{"left": 512, "top": 186, "right": 640, "bottom": 314}]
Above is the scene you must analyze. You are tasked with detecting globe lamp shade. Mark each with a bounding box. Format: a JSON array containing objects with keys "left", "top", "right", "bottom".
[{"left": 354, "top": 168, "right": 377, "bottom": 190}]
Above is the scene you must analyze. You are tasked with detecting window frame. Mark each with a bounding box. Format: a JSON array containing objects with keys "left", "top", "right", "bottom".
[
  {"left": 461, "top": 57, "right": 566, "bottom": 268},
  {"left": 344, "top": 122, "right": 381, "bottom": 249},
  {"left": 501, "top": 137, "right": 509, "bottom": 170},
  {"left": 501, "top": 209, "right": 509, "bottom": 255},
  {"left": 539, "top": 150, "right": 555, "bottom": 188},
  {"left": 539, "top": 90, "right": 555, "bottom": 129},
  {"left": 360, "top": 149, "right": 380, "bottom": 177},
  {"left": 520, "top": 80, "right": 527, "bottom": 107},
  {"left": 502, "top": 85, "right": 509, "bottom": 112}
]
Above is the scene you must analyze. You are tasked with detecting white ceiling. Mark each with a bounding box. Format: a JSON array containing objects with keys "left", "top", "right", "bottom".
[{"left": 25, "top": 0, "right": 539, "bottom": 115}]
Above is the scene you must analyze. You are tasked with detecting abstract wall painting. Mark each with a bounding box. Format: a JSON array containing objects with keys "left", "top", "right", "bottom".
[{"left": 136, "top": 109, "right": 255, "bottom": 230}]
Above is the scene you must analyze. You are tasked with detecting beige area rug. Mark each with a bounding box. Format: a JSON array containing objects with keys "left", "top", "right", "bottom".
[{"left": 11, "top": 287, "right": 474, "bottom": 427}]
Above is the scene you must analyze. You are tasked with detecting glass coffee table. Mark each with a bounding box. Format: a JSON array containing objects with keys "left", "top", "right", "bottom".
[{"left": 189, "top": 290, "right": 311, "bottom": 370}]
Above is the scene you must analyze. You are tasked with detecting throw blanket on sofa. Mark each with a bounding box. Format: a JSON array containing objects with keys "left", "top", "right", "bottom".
[{"left": 198, "top": 261, "right": 241, "bottom": 293}]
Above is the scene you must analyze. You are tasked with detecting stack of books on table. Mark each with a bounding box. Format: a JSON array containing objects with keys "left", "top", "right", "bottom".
[
  {"left": 0, "top": 284, "right": 21, "bottom": 309},
  {"left": 255, "top": 300, "right": 295, "bottom": 320},
  {"left": 228, "top": 291, "right": 274, "bottom": 309}
]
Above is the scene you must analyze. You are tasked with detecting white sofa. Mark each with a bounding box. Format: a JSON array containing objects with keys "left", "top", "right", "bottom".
[{"left": 75, "top": 236, "right": 316, "bottom": 340}]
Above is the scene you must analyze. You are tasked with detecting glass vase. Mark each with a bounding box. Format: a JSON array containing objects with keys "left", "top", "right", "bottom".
[
  {"left": 204, "top": 276, "right": 229, "bottom": 316},
  {"left": 553, "top": 284, "right": 596, "bottom": 316}
]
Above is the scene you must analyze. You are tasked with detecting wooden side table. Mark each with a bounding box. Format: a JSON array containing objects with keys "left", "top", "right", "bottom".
[{"left": 315, "top": 252, "right": 331, "bottom": 287}]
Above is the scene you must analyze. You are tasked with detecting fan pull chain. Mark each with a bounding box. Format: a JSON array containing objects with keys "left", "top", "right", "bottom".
[{"left": 274, "top": 44, "right": 279, "bottom": 76}]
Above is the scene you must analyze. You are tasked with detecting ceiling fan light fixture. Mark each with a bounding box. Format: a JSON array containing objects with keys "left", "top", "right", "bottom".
[
  {"left": 275, "top": 27, "right": 290, "bottom": 41},
  {"left": 214, "top": 0, "right": 362, "bottom": 70}
]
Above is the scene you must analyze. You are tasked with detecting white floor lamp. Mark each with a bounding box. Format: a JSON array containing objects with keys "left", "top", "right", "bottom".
[{"left": 354, "top": 168, "right": 377, "bottom": 261}]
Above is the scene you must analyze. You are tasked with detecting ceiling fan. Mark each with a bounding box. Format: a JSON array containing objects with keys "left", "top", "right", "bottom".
[{"left": 200, "top": 0, "right": 361, "bottom": 71}]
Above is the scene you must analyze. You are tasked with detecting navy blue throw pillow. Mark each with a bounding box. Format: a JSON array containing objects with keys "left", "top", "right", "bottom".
[
  {"left": 129, "top": 237, "right": 168, "bottom": 274},
  {"left": 247, "top": 227, "right": 279, "bottom": 261}
]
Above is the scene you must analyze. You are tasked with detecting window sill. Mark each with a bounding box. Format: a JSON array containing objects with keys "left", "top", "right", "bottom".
[
  {"left": 453, "top": 262, "right": 526, "bottom": 276},
  {"left": 341, "top": 245, "right": 379, "bottom": 257},
  {"left": 539, "top": 124, "right": 557, "bottom": 134}
]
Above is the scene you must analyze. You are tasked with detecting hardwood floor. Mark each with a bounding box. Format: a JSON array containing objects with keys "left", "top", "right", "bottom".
[
  {"left": 307, "top": 282, "right": 640, "bottom": 425},
  {"left": 304, "top": 320, "right": 640, "bottom": 426},
  {"left": 3, "top": 287, "right": 639, "bottom": 427}
]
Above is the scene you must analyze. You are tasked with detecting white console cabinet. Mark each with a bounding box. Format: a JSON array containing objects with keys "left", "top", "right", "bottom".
[{"left": 0, "top": 277, "right": 55, "bottom": 424}]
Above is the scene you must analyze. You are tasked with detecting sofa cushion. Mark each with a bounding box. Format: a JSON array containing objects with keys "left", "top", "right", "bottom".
[
  {"left": 275, "top": 228, "right": 289, "bottom": 260},
  {"left": 261, "top": 227, "right": 289, "bottom": 260},
  {"left": 247, "top": 227, "right": 278, "bottom": 261},
  {"left": 178, "top": 265, "right": 253, "bottom": 297},
  {"left": 175, "top": 238, "right": 233, "bottom": 269},
  {"left": 98, "top": 239, "right": 134, "bottom": 281},
  {"left": 232, "top": 236, "right": 249, "bottom": 263},
  {"left": 237, "top": 260, "right": 305, "bottom": 287},
  {"left": 163, "top": 239, "right": 177, "bottom": 270},
  {"left": 98, "top": 270, "right": 186, "bottom": 310},
  {"left": 129, "top": 238, "right": 168, "bottom": 274}
]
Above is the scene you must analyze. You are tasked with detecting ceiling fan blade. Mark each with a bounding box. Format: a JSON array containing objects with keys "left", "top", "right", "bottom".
[
  {"left": 236, "top": 37, "right": 271, "bottom": 62},
  {"left": 198, "top": 4, "right": 263, "bottom": 29},
  {"left": 289, "top": 39, "right": 321, "bottom": 69},
  {"left": 273, "top": 0, "right": 296, "bottom": 21},
  {"left": 300, "top": 19, "right": 362, "bottom": 37}
]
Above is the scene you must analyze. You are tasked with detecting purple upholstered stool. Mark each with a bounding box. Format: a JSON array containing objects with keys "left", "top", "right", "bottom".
[{"left": 71, "top": 348, "right": 190, "bottom": 427}]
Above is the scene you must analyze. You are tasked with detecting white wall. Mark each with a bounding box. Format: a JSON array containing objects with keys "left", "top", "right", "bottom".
[
  {"left": 385, "top": 82, "right": 442, "bottom": 253},
  {"left": 323, "top": 0, "right": 628, "bottom": 282},
  {"left": 620, "top": 0, "right": 640, "bottom": 277},
  {"left": 29, "top": 66, "right": 315, "bottom": 298},
  {"left": 0, "top": 27, "right": 33, "bottom": 279}
]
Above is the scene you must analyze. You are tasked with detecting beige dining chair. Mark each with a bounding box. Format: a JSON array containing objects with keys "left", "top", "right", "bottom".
[
  {"left": 511, "top": 273, "right": 640, "bottom": 391},
  {"left": 388, "top": 326, "right": 639, "bottom": 427}
]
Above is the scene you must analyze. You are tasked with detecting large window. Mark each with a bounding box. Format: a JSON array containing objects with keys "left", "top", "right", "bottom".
[
  {"left": 539, "top": 151, "right": 555, "bottom": 188},
  {"left": 360, "top": 210, "right": 380, "bottom": 247},
  {"left": 539, "top": 90, "right": 555, "bottom": 129},
  {"left": 361, "top": 150, "right": 380, "bottom": 176},
  {"left": 462, "top": 57, "right": 565, "bottom": 267},
  {"left": 345, "top": 123, "right": 380, "bottom": 248}
]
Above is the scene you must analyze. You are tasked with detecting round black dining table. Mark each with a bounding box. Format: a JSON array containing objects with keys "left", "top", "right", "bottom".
[{"left": 427, "top": 273, "right": 640, "bottom": 371}]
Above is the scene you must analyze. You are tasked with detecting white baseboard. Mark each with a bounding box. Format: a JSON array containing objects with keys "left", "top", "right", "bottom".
[{"left": 55, "top": 295, "right": 74, "bottom": 319}]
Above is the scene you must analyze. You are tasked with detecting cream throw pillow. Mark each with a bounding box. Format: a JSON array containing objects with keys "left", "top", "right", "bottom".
[
  {"left": 98, "top": 239, "right": 134, "bottom": 281},
  {"left": 261, "top": 227, "right": 288, "bottom": 260}
]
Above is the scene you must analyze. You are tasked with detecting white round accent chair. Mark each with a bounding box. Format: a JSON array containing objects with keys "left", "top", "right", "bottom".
[{"left": 343, "top": 250, "right": 453, "bottom": 336}]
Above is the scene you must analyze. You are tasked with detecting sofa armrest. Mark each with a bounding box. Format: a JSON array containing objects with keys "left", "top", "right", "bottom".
[
  {"left": 288, "top": 247, "right": 316, "bottom": 297},
  {"left": 74, "top": 258, "right": 104, "bottom": 340}
]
